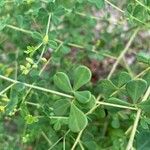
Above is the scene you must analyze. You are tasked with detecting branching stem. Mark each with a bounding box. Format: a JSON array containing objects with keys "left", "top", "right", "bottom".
[{"left": 0, "top": 75, "right": 73, "bottom": 99}]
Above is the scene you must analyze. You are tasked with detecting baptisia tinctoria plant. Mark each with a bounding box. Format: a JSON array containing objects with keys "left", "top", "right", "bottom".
[{"left": 0, "top": 0, "right": 150, "bottom": 150}]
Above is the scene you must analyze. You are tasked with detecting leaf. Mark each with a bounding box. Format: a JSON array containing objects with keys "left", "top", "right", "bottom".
[
  {"left": 53, "top": 99, "right": 70, "bottom": 115},
  {"left": 143, "top": 71, "right": 150, "bottom": 86},
  {"left": 99, "top": 79, "right": 117, "bottom": 98},
  {"left": 73, "top": 66, "right": 91, "bottom": 90},
  {"left": 85, "top": 95, "right": 96, "bottom": 109},
  {"left": 140, "top": 118, "right": 149, "bottom": 129},
  {"left": 111, "top": 115, "right": 120, "bottom": 129},
  {"left": 5, "top": 88, "right": 18, "bottom": 115},
  {"left": 138, "top": 98, "right": 150, "bottom": 113},
  {"left": 137, "top": 52, "right": 150, "bottom": 65},
  {"left": 88, "top": 0, "right": 104, "bottom": 9},
  {"left": 14, "top": 83, "right": 25, "bottom": 92},
  {"left": 108, "top": 97, "right": 131, "bottom": 106},
  {"left": 0, "top": 18, "right": 8, "bottom": 31},
  {"left": 53, "top": 121, "right": 61, "bottom": 131},
  {"left": 74, "top": 91, "right": 91, "bottom": 104},
  {"left": 68, "top": 103, "right": 88, "bottom": 132},
  {"left": 136, "top": 131, "right": 150, "bottom": 150},
  {"left": 112, "top": 71, "right": 131, "bottom": 87},
  {"left": 126, "top": 79, "right": 147, "bottom": 103},
  {"left": 53, "top": 72, "right": 72, "bottom": 92}
]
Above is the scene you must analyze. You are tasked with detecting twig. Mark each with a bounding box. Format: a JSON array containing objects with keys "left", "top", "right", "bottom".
[
  {"left": 0, "top": 75, "right": 73, "bottom": 99},
  {"left": 107, "top": 28, "right": 139, "bottom": 79}
]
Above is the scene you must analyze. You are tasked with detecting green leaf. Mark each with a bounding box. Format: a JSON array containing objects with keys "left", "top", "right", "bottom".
[
  {"left": 112, "top": 71, "right": 131, "bottom": 87},
  {"left": 53, "top": 121, "right": 61, "bottom": 131},
  {"left": 99, "top": 79, "right": 117, "bottom": 98},
  {"left": 69, "top": 103, "right": 88, "bottom": 132},
  {"left": 143, "top": 71, "right": 150, "bottom": 86},
  {"left": 0, "top": 18, "right": 8, "bottom": 31},
  {"left": 108, "top": 97, "right": 131, "bottom": 106},
  {"left": 88, "top": 0, "right": 104, "bottom": 9},
  {"left": 140, "top": 118, "right": 149, "bottom": 129},
  {"left": 73, "top": 66, "right": 91, "bottom": 90},
  {"left": 53, "top": 99, "right": 70, "bottom": 115},
  {"left": 85, "top": 95, "right": 96, "bottom": 109},
  {"left": 126, "top": 79, "right": 147, "bottom": 103},
  {"left": 5, "top": 88, "right": 18, "bottom": 115},
  {"left": 54, "top": 72, "right": 72, "bottom": 92},
  {"left": 136, "top": 131, "right": 150, "bottom": 150},
  {"left": 137, "top": 52, "right": 150, "bottom": 65},
  {"left": 74, "top": 91, "right": 91, "bottom": 104},
  {"left": 111, "top": 115, "right": 120, "bottom": 129},
  {"left": 138, "top": 98, "right": 150, "bottom": 113}
]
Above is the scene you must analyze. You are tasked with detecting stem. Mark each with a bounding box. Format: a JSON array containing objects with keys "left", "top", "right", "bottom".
[
  {"left": 0, "top": 75, "right": 73, "bottom": 99},
  {"left": 105, "top": 0, "right": 150, "bottom": 27},
  {"left": 0, "top": 83, "right": 15, "bottom": 96},
  {"left": 135, "top": 0, "right": 150, "bottom": 12},
  {"left": 105, "top": 0, "right": 124, "bottom": 13},
  {"left": 6, "top": 24, "right": 33, "bottom": 34},
  {"left": 46, "top": 13, "right": 52, "bottom": 36},
  {"left": 71, "top": 129, "right": 84, "bottom": 150},
  {"left": 25, "top": 102, "right": 40, "bottom": 107},
  {"left": 107, "top": 28, "right": 139, "bottom": 79},
  {"left": 96, "top": 101, "right": 137, "bottom": 110},
  {"left": 15, "top": 50, "right": 19, "bottom": 80},
  {"left": 126, "top": 86, "right": 150, "bottom": 150},
  {"left": 48, "top": 130, "right": 70, "bottom": 150},
  {"left": 75, "top": 11, "right": 102, "bottom": 20},
  {"left": 54, "top": 39, "right": 84, "bottom": 49},
  {"left": 41, "top": 131, "right": 52, "bottom": 146}
]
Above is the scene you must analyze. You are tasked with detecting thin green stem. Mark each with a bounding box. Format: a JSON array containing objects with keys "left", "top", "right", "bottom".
[
  {"left": 75, "top": 11, "right": 102, "bottom": 20},
  {"left": 126, "top": 86, "right": 150, "bottom": 150},
  {"left": 25, "top": 102, "right": 40, "bottom": 107},
  {"left": 107, "top": 28, "right": 139, "bottom": 79},
  {"left": 6, "top": 24, "right": 33, "bottom": 34},
  {"left": 0, "top": 75, "right": 73, "bottom": 99},
  {"left": 46, "top": 13, "right": 52, "bottom": 36},
  {"left": 71, "top": 129, "right": 84, "bottom": 150},
  {"left": 96, "top": 101, "right": 137, "bottom": 110},
  {"left": 105, "top": 0, "right": 150, "bottom": 27},
  {"left": 0, "top": 83, "right": 15, "bottom": 96},
  {"left": 105, "top": 0, "right": 125, "bottom": 13},
  {"left": 54, "top": 39, "right": 84, "bottom": 49},
  {"left": 15, "top": 50, "right": 19, "bottom": 80},
  {"left": 41, "top": 131, "right": 52, "bottom": 146},
  {"left": 135, "top": 0, "right": 150, "bottom": 12},
  {"left": 48, "top": 130, "right": 70, "bottom": 150}
]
